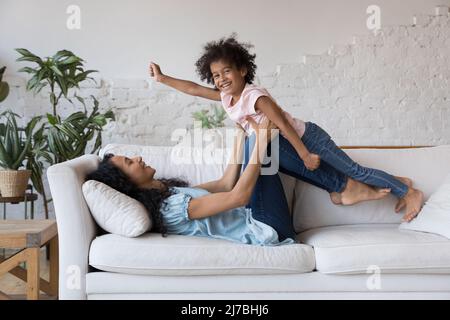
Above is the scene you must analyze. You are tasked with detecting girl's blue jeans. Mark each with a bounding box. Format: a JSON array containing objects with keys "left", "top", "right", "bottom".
[
  {"left": 243, "top": 129, "right": 350, "bottom": 242},
  {"left": 301, "top": 122, "right": 408, "bottom": 198},
  {"left": 242, "top": 122, "right": 408, "bottom": 241}
]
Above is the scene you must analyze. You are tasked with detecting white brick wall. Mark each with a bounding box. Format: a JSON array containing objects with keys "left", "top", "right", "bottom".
[{"left": 1, "top": 5, "right": 450, "bottom": 218}]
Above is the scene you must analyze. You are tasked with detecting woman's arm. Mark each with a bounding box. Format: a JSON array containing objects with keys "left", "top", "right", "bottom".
[
  {"left": 187, "top": 119, "right": 274, "bottom": 220},
  {"left": 149, "top": 62, "right": 221, "bottom": 101},
  {"left": 194, "top": 125, "right": 246, "bottom": 193},
  {"left": 255, "top": 96, "right": 320, "bottom": 170}
]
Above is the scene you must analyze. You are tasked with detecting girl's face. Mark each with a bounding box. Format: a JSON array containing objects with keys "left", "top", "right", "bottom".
[
  {"left": 110, "top": 155, "right": 156, "bottom": 188},
  {"left": 210, "top": 60, "right": 247, "bottom": 95}
]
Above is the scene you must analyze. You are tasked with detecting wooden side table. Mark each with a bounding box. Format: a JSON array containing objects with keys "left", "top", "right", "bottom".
[
  {"left": 0, "top": 220, "right": 58, "bottom": 300},
  {"left": 1, "top": 185, "right": 40, "bottom": 220}
]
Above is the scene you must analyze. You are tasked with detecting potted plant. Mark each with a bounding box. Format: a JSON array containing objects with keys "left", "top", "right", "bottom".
[
  {"left": 191, "top": 104, "right": 228, "bottom": 148},
  {"left": 0, "top": 66, "right": 9, "bottom": 102},
  {"left": 16, "top": 48, "right": 115, "bottom": 164},
  {"left": 0, "top": 110, "right": 42, "bottom": 197},
  {"left": 14, "top": 48, "right": 114, "bottom": 217},
  {"left": 192, "top": 104, "right": 227, "bottom": 129}
]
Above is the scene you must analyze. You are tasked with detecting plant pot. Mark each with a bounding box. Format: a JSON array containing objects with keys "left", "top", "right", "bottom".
[{"left": 0, "top": 169, "right": 31, "bottom": 197}]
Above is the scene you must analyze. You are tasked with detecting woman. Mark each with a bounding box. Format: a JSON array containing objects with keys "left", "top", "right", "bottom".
[{"left": 86, "top": 118, "right": 394, "bottom": 245}]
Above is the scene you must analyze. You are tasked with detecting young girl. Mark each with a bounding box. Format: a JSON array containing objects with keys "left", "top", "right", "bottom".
[{"left": 149, "top": 34, "right": 424, "bottom": 222}]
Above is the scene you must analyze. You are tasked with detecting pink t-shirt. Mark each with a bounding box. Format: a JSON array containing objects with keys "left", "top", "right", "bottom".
[{"left": 220, "top": 83, "right": 306, "bottom": 138}]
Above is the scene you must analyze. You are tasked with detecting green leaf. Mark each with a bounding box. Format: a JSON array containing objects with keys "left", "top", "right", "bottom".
[
  {"left": 92, "top": 115, "right": 107, "bottom": 127},
  {"left": 46, "top": 113, "right": 58, "bottom": 125},
  {"left": 65, "top": 111, "right": 85, "bottom": 123},
  {"left": 26, "top": 74, "right": 40, "bottom": 91},
  {"left": 104, "top": 110, "right": 115, "bottom": 121},
  {"left": 50, "top": 93, "right": 56, "bottom": 106},
  {"left": 18, "top": 67, "right": 37, "bottom": 74},
  {"left": 92, "top": 132, "right": 102, "bottom": 153},
  {"left": 50, "top": 65, "right": 63, "bottom": 77},
  {"left": 34, "top": 82, "right": 47, "bottom": 94},
  {"left": 15, "top": 48, "right": 37, "bottom": 57},
  {"left": 15, "top": 48, "right": 43, "bottom": 64},
  {"left": 59, "top": 56, "right": 81, "bottom": 65},
  {"left": 55, "top": 123, "right": 81, "bottom": 142},
  {"left": 55, "top": 75, "right": 68, "bottom": 96},
  {"left": 0, "top": 141, "right": 13, "bottom": 168}
]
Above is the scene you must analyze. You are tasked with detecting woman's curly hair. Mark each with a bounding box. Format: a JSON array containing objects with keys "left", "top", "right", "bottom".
[
  {"left": 85, "top": 153, "right": 189, "bottom": 237},
  {"left": 195, "top": 33, "right": 257, "bottom": 86}
]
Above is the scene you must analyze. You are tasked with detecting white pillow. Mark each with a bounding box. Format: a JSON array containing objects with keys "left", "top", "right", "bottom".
[
  {"left": 82, "top": 180, "right": 152, "bottom": 237},
  {"left": 399, "top": 173, "right": 450, "bottom": 239}
]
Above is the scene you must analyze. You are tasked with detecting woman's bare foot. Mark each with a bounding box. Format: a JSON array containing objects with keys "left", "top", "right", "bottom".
[
  {"left": 402, "top": 188, "right": 424, "bottom": 222},
  {"left": 340, "top": 178, "right": 391, "bottom": 205},
  {"left": 394, "top": 176, "right": 413, "bottom": 213}
]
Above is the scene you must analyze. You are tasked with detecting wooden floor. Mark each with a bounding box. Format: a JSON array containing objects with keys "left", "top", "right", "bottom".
[{"left": 0, "top": 247, "right": 53, "bottom": 299}]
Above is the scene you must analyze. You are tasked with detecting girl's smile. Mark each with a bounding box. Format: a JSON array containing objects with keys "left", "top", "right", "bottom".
[{"left": 210, "top": 60, "right": 247, "bottom": 98}]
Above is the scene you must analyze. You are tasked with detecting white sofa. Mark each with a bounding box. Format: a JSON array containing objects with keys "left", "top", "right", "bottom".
[{"left": 47, "top": 143, "right": 450, "bottom": 300}]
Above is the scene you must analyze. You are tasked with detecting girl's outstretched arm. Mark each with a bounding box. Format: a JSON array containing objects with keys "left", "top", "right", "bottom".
[
  {"left": 149, "top": 62, "right": 221, "bottom": 101},
  {"left": 187, "top": 118, "right": 274, "bottom": 220}
]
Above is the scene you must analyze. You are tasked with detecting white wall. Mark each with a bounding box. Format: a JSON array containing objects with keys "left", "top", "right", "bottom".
[{"left": 1, "top": 0, "right": 449, "bottom": 81}]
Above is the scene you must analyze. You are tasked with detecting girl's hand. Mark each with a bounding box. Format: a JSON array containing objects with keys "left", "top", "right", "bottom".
[
  {"left": 303, "top": 153, "right": 321, "bottom": 171},
  {"left": 149, "top": 62, "right": 163, "bottom": 82}
]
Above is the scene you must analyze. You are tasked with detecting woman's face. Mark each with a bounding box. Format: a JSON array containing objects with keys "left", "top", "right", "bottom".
[
  {"left": 210, "top": 59, "right": 247, "bottom": 95},
  {"left": 110, "top": 155, "right": 156, "bottom": 188}
]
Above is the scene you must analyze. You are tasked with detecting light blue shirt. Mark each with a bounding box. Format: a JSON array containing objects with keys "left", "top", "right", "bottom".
[{"left": 160, "top": 187, "right": 295, "bottom": 246}]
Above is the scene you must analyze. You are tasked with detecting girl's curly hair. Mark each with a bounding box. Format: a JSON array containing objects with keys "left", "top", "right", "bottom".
[
  {"left": 195, "top": 33, "right": 257, "bottom": 86},
  {"left": 85, "top": 153, "right": 189, "bottom": 237}
]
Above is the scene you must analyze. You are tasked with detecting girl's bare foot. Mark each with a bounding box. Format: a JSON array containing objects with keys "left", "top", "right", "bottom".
[
  {"left": 330, "top": 192, "right": 342, "bottom": 205},
  {"left": 402, "top": 188, "right": 424, "bottom": 222},
  {"left": 394, "top": 176, "right": 413, "bottom": 213},
  {"left": 340, "top": 178, "right": 391, "bottom": 205}
]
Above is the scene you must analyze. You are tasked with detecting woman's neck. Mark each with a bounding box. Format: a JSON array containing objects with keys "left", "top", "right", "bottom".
[{"left": 140, "top": 179, "right": 166, "bottom": 191}]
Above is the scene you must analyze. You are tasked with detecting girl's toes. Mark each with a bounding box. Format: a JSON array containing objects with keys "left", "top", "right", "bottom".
[{"left": 395, "top": 199, "right": 406, "bottom": 213}]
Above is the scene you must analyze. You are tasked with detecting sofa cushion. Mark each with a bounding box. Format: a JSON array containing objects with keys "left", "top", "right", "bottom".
[
  {"left": 89, "top": 233, "right": 315, "bottom": 276},
  {"left": 82, "top": 180, "right": 152, "bottom": 237},
  {"left": 399, "top": 173, "right": 450, "bottom": 239},
  {"left": 293, "top": 145, "right": 450, "bottom": 232},
  {"left": 297, "top": 224, "right": 450, "bottom": 274}
]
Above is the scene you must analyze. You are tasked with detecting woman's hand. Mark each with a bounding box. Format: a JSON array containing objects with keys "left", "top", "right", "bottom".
[
  {"left": 246, "top": 117, "right": 278, "bottom": 165},
  {"left": 235, "top": 123, "right": 245, "bottom": 133},
  {"left": 149, "top": 62, "right": 163, "bottom": 82},
  {"left": 246, "top": 116, "right": 278, "bottom": 143},
  {"left": 303, "top": 153, "right": 321, "bottom": 171}
]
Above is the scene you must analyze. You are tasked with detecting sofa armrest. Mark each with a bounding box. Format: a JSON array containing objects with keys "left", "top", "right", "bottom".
[{"left": 47, "top": 154, "right": 100, "bottom": 300}]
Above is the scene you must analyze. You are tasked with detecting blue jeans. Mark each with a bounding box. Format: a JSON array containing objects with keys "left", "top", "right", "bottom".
[
  {"left": 245, "top": 133, "right": 348, "bottom": 194},
  {"left": 242, "top": 132, "right": 349, "bottom": 242},
  {"left": 243, "top": 138, "right": 297, "bottom": 242},
  {"left": 301, "top": 122, "right": 408, "bottom": 198}
]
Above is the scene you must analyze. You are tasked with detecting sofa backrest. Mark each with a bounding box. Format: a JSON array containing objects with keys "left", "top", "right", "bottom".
[
  {"left": 99, "top": 143, "right": 297, "bottom": 214},
  {"left": 293, "top": 145, "right": 450, "bottom": 232}
]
